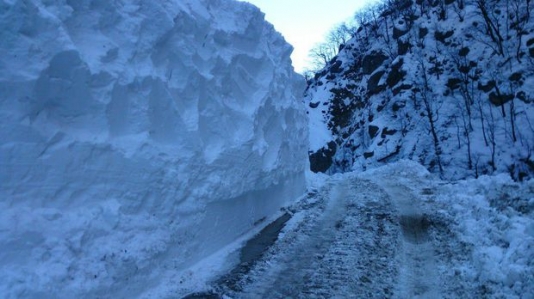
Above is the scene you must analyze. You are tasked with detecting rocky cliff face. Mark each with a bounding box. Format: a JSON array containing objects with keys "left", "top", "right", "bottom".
[{"left": 306, "top": 0, "right": 534, "bottom": 180}]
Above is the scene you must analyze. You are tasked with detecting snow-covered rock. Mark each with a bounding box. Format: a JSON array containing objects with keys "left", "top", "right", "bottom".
[
  {"left": 0, "top": 0, "right": 308, "bottom": 297},
  {"left": 306, "top": 0, "right": 534, "bottom": 180}
]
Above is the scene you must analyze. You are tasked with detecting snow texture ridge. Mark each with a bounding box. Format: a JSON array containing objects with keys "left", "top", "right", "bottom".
[
  {"left": 306, "top": 0, "right": 534, "bottom": 180},
  {"left": 0, "top": 0, "right": 308, "bottom": 298}
]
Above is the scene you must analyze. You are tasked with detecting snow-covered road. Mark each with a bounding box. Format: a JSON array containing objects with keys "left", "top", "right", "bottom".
[
  {"left": 179, "top": 162, "right": 534, "bottom": 299},
  {"left": 199, "top": 161, "right": 534, "bottom": 299},
  {"left": 216, "top": 175, "right": 472, "bottom": 298}
]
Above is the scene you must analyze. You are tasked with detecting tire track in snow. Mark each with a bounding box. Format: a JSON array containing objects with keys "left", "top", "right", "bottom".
[
  {"left": 215, "top": 171, "right": 479, "bottom": 298},
  {"left": 234, "top": 180, "right": 352, "bottom": 298},
  {"left": 373, "top": 172, "right": 480, "bottom": 299},
  {"left": 219, "top": 177, "right": 399, "bottom": 298},
  {"left": 255, "top": 181, "right": 350, "bottom": 298},
  {"left": 374, "top": 179, "right": 441, "bottom": 299}
]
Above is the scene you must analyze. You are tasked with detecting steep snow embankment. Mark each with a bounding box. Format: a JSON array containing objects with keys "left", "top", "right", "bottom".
[{"left": 0, "top": 0, "right": 308, "bottom": 298}]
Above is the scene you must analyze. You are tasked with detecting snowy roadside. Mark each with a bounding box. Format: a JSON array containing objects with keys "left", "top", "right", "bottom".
[
  {"left": 365, "top": 161, "right": 534, "bottom": 298},
  {"left": 189, "top": 160, "right": 534, "bottom": 298},
  {"left": 436, "top": 174, "right": 534, "bottom": 298}
]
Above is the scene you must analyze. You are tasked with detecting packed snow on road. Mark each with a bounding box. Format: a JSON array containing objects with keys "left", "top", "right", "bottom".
[{"left": 178, "top": 161, "right": 534, "bottom": 299}]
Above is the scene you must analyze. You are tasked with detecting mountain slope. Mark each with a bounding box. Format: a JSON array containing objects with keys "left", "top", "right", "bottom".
[{"left": 306, "top": 0, "right": 534, "bottom": 180}]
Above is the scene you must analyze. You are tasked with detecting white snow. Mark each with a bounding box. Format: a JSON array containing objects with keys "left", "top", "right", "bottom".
[
  {"left": 306, "top": 85, "right": 335, "bottom": 152},
  {"left": 0, "top": 0, "right": 308, "bottom": 298},
  {"left": 2, "top": 0, "right": 533, "bottom": 298},
  {"left": 304, "top": 0, "right": 534, "bottom": 180},
  {"left": 214, "top": 160, "right": 534, "bottom": 298},
  {"left": 441, "top": 175, "right": 534, "bottom": 298}
]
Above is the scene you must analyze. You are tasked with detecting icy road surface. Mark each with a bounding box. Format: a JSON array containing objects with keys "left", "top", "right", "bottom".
[{"left": 206, "top": 162, "right": 534, "bottom": 299}]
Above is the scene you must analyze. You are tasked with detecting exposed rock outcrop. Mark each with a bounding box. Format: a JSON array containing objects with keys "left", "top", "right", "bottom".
[{"left": 306, "top": 0, "right": 534, "bottom": 180}]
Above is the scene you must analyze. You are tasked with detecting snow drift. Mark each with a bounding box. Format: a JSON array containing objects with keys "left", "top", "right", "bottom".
[{"left": 0, "top": 0, "right": 308, "bottom": 297}]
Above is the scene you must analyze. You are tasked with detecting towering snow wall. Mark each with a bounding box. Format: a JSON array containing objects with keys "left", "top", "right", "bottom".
[{"left": 0, "top": 0, "right": 308, "bottom": 297}]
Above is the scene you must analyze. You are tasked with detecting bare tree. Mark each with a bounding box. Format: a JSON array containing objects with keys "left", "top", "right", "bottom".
[
  {"left": 308, "top": 42, "right": 337, "bottom": 71},
  {"left": 307, "top": 21, "right": 357, "bottom": 72},
  {"left": 327, "top": 23, "right": 354, "bottom": 46},
  {"left": 414, "top": 57, "right": 444, "bottom": 175},
  {"left": 452, "top": 0, "right": 466, "bottom": 22},
  {"left": 474, "top": 0, "right": 505, "bottom": 56},
  {"left": 485, "top": 102, "right": 497, "bottom": 172}
]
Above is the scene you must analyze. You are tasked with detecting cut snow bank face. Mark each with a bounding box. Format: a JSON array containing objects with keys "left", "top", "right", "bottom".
[{"left": 0, "top": 0, "right": 308, "bottom": 297}]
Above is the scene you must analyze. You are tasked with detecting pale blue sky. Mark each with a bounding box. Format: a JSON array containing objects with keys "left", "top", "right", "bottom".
[{"left": 238, "top": 0, "right": 379, "bottom": 73}]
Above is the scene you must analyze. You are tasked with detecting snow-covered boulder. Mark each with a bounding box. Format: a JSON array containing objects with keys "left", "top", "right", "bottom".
[{"left": 0, "top": 0, "right": 308, "bottom": 297}]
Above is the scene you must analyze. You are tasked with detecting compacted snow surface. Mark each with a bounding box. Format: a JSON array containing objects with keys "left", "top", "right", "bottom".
[{"left": 189, "top": 161, "right": 533, "bottom": 299}]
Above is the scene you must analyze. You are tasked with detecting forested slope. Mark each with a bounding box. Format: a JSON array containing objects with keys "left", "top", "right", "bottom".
[{"left": 306, "top": 0, "right": 534, "bottom": 180}]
